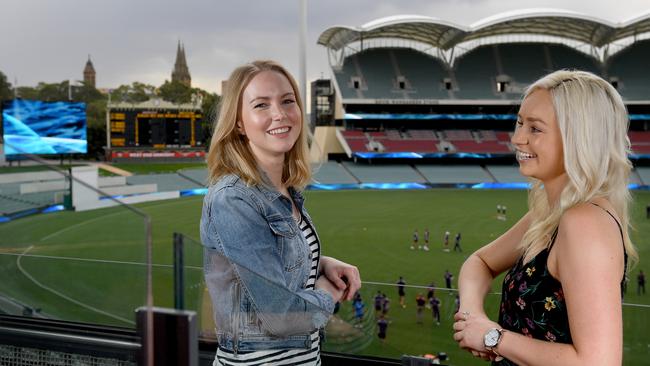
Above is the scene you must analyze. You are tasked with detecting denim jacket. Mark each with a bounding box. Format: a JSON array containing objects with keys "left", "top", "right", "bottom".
[{"left": 200, "top": 173, "right": 335, "bottom": 353}]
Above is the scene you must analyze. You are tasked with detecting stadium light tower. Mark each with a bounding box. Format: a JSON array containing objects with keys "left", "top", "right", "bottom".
[{"left": 299, "top": 0, "right": 307, "bottom": 121}]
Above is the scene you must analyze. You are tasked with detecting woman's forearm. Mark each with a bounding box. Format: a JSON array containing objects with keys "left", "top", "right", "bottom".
[{"left": 458, "top": 254, "right": 495, "bottom": 316}]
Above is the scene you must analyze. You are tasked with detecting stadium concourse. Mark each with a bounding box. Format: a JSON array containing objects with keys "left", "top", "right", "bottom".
[{"left": 311, "top": 9, "right": 650, "bottom": 168}]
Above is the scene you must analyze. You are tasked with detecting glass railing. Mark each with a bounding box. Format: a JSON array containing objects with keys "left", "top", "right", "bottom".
[
  {"left": 175, "top": 231, "right": 650, "bottom": 365},
  {"left": 0, "top": 147, "right": 155, "bottom": 363}
]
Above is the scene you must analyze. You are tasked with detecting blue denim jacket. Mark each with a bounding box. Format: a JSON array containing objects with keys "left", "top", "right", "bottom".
[{"left": 200, "top": 173, "right": 335, "bottom": 353}]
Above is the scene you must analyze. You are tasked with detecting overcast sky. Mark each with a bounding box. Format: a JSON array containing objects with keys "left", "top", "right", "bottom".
[{"left": 1, "top": 0, "right": 648, "bottom": 94}]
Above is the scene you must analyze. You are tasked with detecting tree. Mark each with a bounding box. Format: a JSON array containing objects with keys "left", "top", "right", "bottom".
[
  {"left": 74, "top": 81, "right": 104, "bottom": 103},
  {"left": 0, "top": 70, "right": 12, "bottom": 101},
  {"left": 158, "top": 80, "right": 192, "bottom": 104},
  {"left": 36, "top": 81, "right": 69, "bottom": 101},
  {"left": 189, "top": 89, "right": 220, "bottom": 147},
  {"left": 16, "top": 86, "right": 38, "bottom": 100},
  {"left": 109, "top": 82, "right": 154, "bottom": 104},
  {"left": 85, "top": 98, "right": 108, "bottom": 159}
]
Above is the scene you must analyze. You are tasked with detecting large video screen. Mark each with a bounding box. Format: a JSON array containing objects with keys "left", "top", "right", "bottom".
[{"left": 2, "top": 99, "right": 87, "bottom": 155}]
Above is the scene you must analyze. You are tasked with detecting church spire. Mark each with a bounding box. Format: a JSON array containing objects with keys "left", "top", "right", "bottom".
[
  {"left": 172, "top": 40, "right": 191, "bottom": 87},
  {"left": 83, "top": 54, "right": 96, "bottom": 88}
]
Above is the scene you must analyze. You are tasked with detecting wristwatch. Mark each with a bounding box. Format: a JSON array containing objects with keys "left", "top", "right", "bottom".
[{"left": 484, "top": 328, "right": 505, "bottom": 360}]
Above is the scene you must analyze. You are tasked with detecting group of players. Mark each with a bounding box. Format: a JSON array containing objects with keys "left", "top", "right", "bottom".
[
  {"left": 410, "top": 229, "right": 462, "bottom": 252},
  {"left": 352, "top": 273, "right": 460, "bottom": 344}
]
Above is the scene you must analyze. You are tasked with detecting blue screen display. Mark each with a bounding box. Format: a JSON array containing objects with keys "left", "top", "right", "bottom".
[{"left": 2, "top": 99, "right": 87, "bottom": 155}]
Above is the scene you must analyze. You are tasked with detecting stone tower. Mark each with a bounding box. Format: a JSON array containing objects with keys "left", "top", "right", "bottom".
[
  {"left": 171, "top": 41, "right": 191, "bottom": 87},
  {"left": 83, "top": 55, "right": 96, "bottom": 88}
]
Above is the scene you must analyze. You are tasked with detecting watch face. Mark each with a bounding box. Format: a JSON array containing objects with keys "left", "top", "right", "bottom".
[{"left": 484, "top": 329, "right": 500, "bottom": 347}]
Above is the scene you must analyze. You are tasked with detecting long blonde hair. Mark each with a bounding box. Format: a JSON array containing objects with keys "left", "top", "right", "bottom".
[
  {"left": 206, "top": 60, "right": 311, "bottom": 190},
  {"left": 520, "top": 70, "right": 637, "bottom": 266}
]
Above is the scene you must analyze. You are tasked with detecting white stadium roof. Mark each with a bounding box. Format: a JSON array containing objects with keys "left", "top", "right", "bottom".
[{"left": 317, "top": 8, "right": 650, "bottom": 51}]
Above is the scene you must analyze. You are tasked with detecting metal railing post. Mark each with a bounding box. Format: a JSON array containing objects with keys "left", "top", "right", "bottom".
[{"left": 173, "top": 232, "right": 185, "bottom": 310}]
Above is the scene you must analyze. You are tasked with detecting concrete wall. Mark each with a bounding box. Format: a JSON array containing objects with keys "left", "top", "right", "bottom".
[
  {"left": 19, "top": 180, "right": 67, "bottom": 194},
  {"left": 0, "top": 171, "right": 64, "bottom": 184}
]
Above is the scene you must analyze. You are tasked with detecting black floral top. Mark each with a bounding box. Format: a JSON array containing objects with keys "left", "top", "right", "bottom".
[{"left": 494, "top": 204, "right": 626, "bottom": 366}]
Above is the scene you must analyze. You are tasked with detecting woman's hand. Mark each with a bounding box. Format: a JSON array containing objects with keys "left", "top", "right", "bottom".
[
  {"left": 315, "top": 275, "right": 345, "bottom": 303},
  {"left": 320, "top": 256, "right": 361, "bottom": 301},
  {"left": 452, "top": 311, "right": 501, "bottom": 361}
]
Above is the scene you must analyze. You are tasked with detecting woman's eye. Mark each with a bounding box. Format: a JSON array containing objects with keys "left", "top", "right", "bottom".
[
  {"left": 283, "top": 99, "right": 296, "bottom": 105},
  {"left": 254, "top": 103, "right": 268, "bottom": 109}
]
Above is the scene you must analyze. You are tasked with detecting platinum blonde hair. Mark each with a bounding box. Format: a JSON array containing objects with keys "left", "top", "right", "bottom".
[{"left": 520, "top": 70, "right": 637, "bottom": 265}]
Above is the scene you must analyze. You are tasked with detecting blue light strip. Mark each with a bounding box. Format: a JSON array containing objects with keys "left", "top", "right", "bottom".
[
  {"left": 344, "top": 113, "right": 650, "bottom": 121},
  {"left": 180, "top": 188, "right": 209, "bottom": 196},
  {"left": 352, "top": 152, "right": 513, "bottom": 159},
  {"left": 344, "top": 113, "right": 516, "bottom": 120}
]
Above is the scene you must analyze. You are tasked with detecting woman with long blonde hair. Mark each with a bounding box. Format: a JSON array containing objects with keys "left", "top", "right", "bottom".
[
  {"left": 201, "top": 60, "right": 360, "bottom": 365},
  {"left": 453, "top": 70, "right": 636, "bottom": 365}
]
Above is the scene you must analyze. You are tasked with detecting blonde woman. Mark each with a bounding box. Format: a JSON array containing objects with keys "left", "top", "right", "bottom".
[
  {"left": 200, "top": 60, "right": 360, "bottom": 365},
  {"left": 452, "top": 70, "right": 636, "bottom": 365}
]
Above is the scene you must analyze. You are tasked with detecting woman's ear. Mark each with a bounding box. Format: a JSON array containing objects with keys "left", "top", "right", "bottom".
[{"left": 237, "top": 122, "right": 246, "bottom": 135}]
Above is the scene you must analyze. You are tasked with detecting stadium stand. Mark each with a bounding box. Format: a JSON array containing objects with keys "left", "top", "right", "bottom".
[
  {"left": 608, "top": 39, "right": 650, "bottom": 101},
  {"left": 498, "top": 43, "right": 550, "bottom": 94},
  {"left": 630, "top": 131, "right": 650, "bottom": 154},
  {"left": 334, "top": 53, "right": 365, "bottom": 99},
  {"left": 629, "top": 169, "right": 644, "bottom": 185},
  {"left": 416, "top": 165, "right": 494, "bottom": 184},
  {"left": 485, "top": 165, "right": 526, "bottom": 183},
  {"left": 354, "top": 49, "right": 400, "bottom": 99},
  {"left": 547, "top": 44, "right": 600, "bottom": 74},
  {"left": 453, "top": 45, "right": 500, "bottom": 99},
  {"left": 341, "top": 162, "right": 426, "bottom": 183},
  {"left": 635, "top": 167, "right": 650, "bottom": 185},
  {"left": 450, "top": 140, "right": 511, "bottom": 153},
  {"left": 392, "top": 48, "right": 451, "bottom": 99},
  {"left": 312, "top": 161, "right": 358, "bottom": 184}
]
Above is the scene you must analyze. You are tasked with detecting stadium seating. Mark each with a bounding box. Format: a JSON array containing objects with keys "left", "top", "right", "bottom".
[
  {"left": 339, "top": 128, "right": 516, "bottom": 154},
  {"left": 629, "top": 169, "right": 643, "bottom": 185},
  {"left": 498, "top": 43, "right": 549, "bottom": 94},
  {"left": 391, "top": 48, "right": 451, "bottom": 99},
  {"left": 416, "top": 165, "right": 494, "bottom": 184},
  {"left": 635, "top": 167, "right": 650, "bottom": 185},
  {"left": 311, "top": 161, "right": 358, "bottom": 184},
  {"left": 450, "top": 140, "right": 511, "bottom": 153},
  {"left": 353, "top": 49, "right": 397, "bottom": 99},
  {"left": 453, "top": 45, "right": 500, "bottom": 99},
  {"left": 547, "top": 44, "right": 600, "bottom": 74},
  {"left": 338, "top": 43, "right": 610, "bottom": 101},
  {"left": 485, "top": 165, "right": 525, "bottom": 182},
  {"left": 333, "top": 54, "right": 364, "bottom": 99},
  {"left": 608, "top": 40, "right": 650, "bottom": 101},
  {"left": 630, "top": 131, "right": 650, "bottom": 154},
  {"left": 342, "top": 162, "right": 426, "bottom": 183}
]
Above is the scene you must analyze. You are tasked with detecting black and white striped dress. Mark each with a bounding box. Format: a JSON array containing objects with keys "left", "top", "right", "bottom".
[{"left": 214, "top": 216, "right": 322, "bottom": 366}]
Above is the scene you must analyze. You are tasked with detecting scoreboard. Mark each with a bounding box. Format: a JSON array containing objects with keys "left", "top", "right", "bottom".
[
  {"left": 106, "top": 100, "right": 206, "bottom": 161},
  {"left": 109, "top": 109, "right": 203, "bottom": 148}
]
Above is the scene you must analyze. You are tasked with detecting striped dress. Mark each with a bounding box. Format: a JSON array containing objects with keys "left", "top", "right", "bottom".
[{"left": 214, "top": 215, "right": 322, "bottom": 366}]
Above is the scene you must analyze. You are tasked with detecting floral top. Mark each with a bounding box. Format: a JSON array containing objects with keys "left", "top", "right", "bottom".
[
  {"left": 497, "top": 230, "right": 569, "bottom": 352},
  {"left": 494, "top": 204, "right": 626, "bottom": 366}
]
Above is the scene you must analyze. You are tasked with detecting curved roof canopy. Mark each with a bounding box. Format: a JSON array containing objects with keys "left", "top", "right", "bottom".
[
  {"left": 318, "top": 9, "right": 650, "bottom": 51},
  {"left": 318, "top": 15, "right": 467, "bottom": 51}
]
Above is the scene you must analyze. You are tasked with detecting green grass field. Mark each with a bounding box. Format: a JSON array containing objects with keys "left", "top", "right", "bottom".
[{"left": 1, "top": 189, "right": 649, "bottom": 365}]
